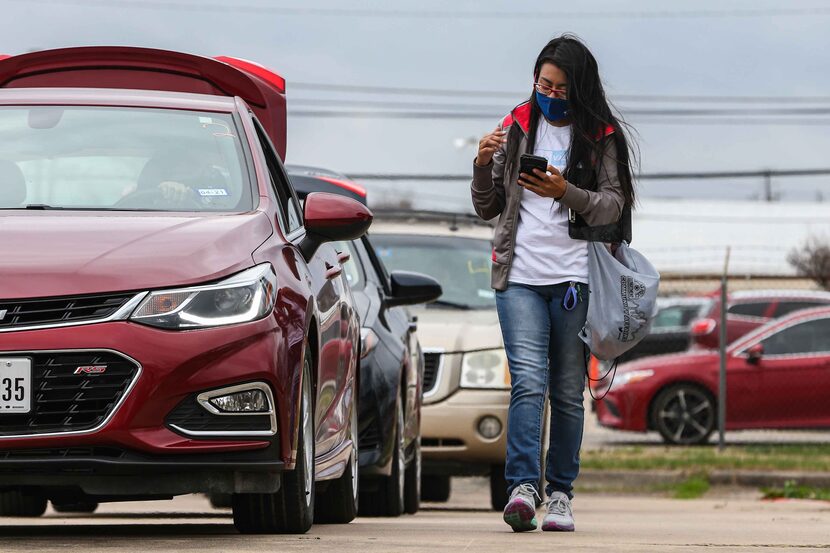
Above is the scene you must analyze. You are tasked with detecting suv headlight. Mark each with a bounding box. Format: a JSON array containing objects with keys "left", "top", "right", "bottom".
[
  {"left": 460, "top": 349, "right": 510, "bottom": 389},
  {"left": 130, "top": 264, "right": 277, "bottom": 330}
]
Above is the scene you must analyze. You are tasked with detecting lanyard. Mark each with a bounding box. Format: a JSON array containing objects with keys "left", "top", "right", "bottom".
[{"left": 563, "top": 282, "right": 579, "bottom": 311}]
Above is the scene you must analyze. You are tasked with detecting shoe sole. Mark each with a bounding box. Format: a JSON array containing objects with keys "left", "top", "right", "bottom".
[
  {"left": 503, "top": 500, "right": 537, "bottom": 532},
  {"left": 542, "top": 520, "right": 575, "bottom": 532}
]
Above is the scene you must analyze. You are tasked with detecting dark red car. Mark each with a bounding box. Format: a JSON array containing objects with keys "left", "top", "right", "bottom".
[
  {"left": 0, "top": 47, "right": 374, "bottom": 533},
  {"left": 596, "top": 306, "right": 830, "bottom": 444},
  {"left": 690, "top": 290, "right": 830, "bottom": 349}
]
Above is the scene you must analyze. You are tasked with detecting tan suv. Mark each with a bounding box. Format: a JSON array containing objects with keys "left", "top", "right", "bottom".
[{"left": 369, "top": 211, "right": 515, "bottom": 510}]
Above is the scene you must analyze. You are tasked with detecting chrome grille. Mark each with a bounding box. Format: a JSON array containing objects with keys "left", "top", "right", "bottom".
[
  {"left": 422, "top": 351, "right": 443, "bottom": 394},
  {"left": 0, "top": 293, "right": 135, "bottom": 330},
  {"left": 0, "top": 350, "right": 139, "bottom": 436}
]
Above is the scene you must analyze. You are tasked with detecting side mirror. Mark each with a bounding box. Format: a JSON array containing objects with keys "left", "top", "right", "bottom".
[
  {"left": 385, "top": 271, "right": 443, "bottom": 308},
  {"left": 746, "top": 343, "right": 764, "bottom": 365},
  {"left": 300, "top": 192, "right": 373, "bottom": 260}
]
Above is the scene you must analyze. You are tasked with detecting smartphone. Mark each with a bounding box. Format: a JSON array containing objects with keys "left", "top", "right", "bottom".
[{"left": 519, "top": 154, "right": 548, "bottom": 184}]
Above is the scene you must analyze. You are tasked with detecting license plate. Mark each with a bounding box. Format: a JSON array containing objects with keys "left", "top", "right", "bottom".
[{"left": 0, "top": 358, "right": 31, "bottom": 414}]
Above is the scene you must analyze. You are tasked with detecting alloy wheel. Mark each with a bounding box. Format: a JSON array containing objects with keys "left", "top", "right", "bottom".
[{"left": 655, "top": 386, "right": 715, "bottom": 445}]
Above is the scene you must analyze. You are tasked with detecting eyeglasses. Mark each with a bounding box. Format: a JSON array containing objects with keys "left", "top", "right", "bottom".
[{"left": 534, "top": 82, "right": 567, "bottom": 99}]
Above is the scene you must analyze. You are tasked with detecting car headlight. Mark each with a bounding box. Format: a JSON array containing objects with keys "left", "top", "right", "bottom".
[
  {"left": 460, "top": 349, "right": 510, "bottom": 389},
  {"left": 614, "top": 369, "right": 654, "bottom": 388},
  {"left": 130, "top": 264, "right": 277, "bottom": 329}
]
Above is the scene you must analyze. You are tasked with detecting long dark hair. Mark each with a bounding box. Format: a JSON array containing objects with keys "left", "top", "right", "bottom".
[{"left": 527, "top": 34, "right": 637, "bottom": 207}]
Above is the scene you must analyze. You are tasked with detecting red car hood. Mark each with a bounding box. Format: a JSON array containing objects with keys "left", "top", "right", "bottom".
[{"left": 0, "top": 211, "right": 273, "bottom": 299}]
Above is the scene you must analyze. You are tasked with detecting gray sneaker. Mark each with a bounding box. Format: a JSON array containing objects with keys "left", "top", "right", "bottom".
[
  {"left": 542, "top": 491, "right": 575, "bottom": 532},
  {"left": 502, "top": 483, "right": 539, "bottom": 532}
]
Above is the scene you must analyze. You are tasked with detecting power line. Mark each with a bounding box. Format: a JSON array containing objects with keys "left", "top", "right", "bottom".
[
  {"left": 290, "top": 98, "right": 830, "bottom": 116},
  {"left": 16, "top": 0, "right": 830, "bottom": 19},
  {"left": 291, "top": 82, "right": 830, "bottom": 105},
  {"left": 287, "top": 109, "right": 830, "bottom": 125},
  {"left": 347, "top": 169, "right": 830, "bottom": 181}
]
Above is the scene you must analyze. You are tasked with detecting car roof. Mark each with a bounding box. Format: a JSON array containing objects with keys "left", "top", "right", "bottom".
[
  {"left": 727, "top": 289, "right": 830, "bottom": 302},
  {"left": 286, "top": 166, "right": 367, "bottom": 204},
  {"left": 0, "top": 87, "right": 238, "bottom": 112},
  {"left": 0, "top": 47, "right": 287, "bottom": 157},
  {"left": 370, "top": 211, "right": 494, "bottom": 241},
  {"left": 656, "top": 297, "right": 711, "bottom": 307}
]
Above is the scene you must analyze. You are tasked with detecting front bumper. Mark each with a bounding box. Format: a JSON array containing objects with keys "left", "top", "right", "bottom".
[
  {"left": 421, "top": 389, "right": 508, "bottom": 474},
  {"left": 0, "top": 439, "right": 283, "bottom": 496},
  {"left": 0, "top": 317, "right": 294, "bottom": 485},
  {"left": 595, "top": 385, "right": 650, "bottom": 432}
]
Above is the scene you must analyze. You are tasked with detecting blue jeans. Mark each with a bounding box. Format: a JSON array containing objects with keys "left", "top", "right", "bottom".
[{"left": 496, "top": 281, "right": 589, "bottom": 499}]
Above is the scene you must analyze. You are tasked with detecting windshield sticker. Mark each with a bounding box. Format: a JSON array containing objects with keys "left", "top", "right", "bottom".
[
  {"left": 477, "top": 289, "right": 496, "bottom": 299},
  {"left": 198, "top": 188, "right": 229, "bottom": 197},
  {"left": 468, "top": 260, "right": 490, "bottom": 274}
]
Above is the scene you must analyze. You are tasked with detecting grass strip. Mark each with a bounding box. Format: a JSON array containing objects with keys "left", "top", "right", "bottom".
[
  {"left": 671, "top": 474, "right": 710, "bottom": 499},
  {"left": 762, "top": 480, "right": 830, "bottom": 501},
  {"left": 581, "top": 444, "right": 830, "bottom": 472}
]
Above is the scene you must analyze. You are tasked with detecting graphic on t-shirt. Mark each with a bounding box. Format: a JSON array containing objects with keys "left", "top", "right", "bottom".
[{"left": 536, "top": 148, "right": 568, "bottom": 169}]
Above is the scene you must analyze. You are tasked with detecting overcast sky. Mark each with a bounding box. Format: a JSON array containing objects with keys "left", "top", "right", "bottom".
[{"left": 2, "top": 0, "right": 829, "bottom": 204}]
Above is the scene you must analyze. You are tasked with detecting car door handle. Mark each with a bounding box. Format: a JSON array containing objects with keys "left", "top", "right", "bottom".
[
  {"left": 336, "top": 251, "right": 351, "bottom": 264},
  {"left": 325, "top": 262, "right": 342, "bottom": 279}
]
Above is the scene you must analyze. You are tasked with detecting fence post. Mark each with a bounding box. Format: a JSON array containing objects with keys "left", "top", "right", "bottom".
[{"left": 718, "top": 247, "right": 731, "bottom": 451}]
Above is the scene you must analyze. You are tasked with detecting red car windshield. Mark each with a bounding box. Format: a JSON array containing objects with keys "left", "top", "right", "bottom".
[{"left": 0, "top": 106, "right": 252, "bottom": 212}]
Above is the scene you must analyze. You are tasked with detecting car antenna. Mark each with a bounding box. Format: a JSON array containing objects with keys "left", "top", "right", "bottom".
[{"left": 449, "top": 214, "right": 459, "bottom": 232}]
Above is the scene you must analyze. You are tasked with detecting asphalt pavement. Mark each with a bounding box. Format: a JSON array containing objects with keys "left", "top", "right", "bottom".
[{"left": 1, "top": 478, "right": 828, "bottom": 552}]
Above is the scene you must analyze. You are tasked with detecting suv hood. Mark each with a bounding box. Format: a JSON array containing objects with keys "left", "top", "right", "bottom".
[
  {"left": 0, "top": 211, "right": 272, "bottom": 299},
  {"left": 414, "top": 307, "right": 502, "bottom": 352}
]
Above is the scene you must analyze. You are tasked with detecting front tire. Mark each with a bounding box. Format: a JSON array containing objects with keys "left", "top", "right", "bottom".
[
  {"left": 315, "top": 386, "right": 359, "bottom": 524},
  {"left": 359, "top": 400, "right": 405, "bottom": 517},
  {"left": 51, "top": 500, "right": 98, "bottom": 514},
  {"left": 0, "top": 491, "right": 47, "bottom": 517},
  {"left": 403, "top": 437, "right": 421, "bottom": 514},
  {"left": 652, "top": 384, "right": 715, "bottom": 445},
  {"left": 233, "top": 346, "right": 315, "bottom": 534},
  {"left": 421, "top": 475, "right": 451, "bottom": 502}
]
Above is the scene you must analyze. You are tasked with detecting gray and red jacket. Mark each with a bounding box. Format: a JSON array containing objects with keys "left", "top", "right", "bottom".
[{"left": 470, "top": 100, "right": 630, "bottom": 291}]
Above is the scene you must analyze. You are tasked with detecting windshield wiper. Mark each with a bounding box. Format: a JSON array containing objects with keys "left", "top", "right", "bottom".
[
  {"left": 23, "top": 204, "right": 65, "bottom": 210},
  {"left": 427, "top": 299, "right": 474, "bottom": 310}
]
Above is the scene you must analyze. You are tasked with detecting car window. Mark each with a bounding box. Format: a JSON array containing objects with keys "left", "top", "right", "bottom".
[
  {"left": 652, "top": 305, "right": 704, "bottom": 329},
  {"left": 333, "top": 240, "right": 365, "bottom": 289},
  {"left": 251, "top": 117, "right": 302, "bottom": 234},
  {"left": 728, "top": 302, "right": 768, "bottom": 318},
  {"left": 371, "top": 233, "right": 494, "bottom": 309},
  {"left": 0, "top": 106, "right": 252, "bottom": 212},
  {"left": 761, "top": 317, "right": 830, "bottom": 355},
  {"left": 772, "top": 301, "right": 828, "bottom": 318}
]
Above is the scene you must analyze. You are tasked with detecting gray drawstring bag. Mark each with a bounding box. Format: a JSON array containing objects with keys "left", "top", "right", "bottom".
[{"left": 580, "top": 241, "right": 660, "bottom": 361}]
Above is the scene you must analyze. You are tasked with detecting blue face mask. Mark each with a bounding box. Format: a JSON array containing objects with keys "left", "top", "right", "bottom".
[{"left": 535, "top": 91, "right": 569, "bottom": 122}]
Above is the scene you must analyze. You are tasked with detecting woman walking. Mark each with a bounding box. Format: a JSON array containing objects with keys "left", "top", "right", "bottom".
[{"left": 471, "top": 34, "right": 636, "bottom": 533}]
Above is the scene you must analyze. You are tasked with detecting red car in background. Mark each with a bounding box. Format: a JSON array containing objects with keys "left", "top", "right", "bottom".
[
  {"left": 689, "top": 290, "right": 830, "bottom": 349},
  {"left": 0, "top": 47, "right": 372, "bottom": 533},
  {"left": 596, "top": 307, "right": 830, "bottom": 444}
]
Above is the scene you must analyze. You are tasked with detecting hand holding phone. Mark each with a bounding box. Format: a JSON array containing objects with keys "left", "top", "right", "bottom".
[
  {"left": 519, "top": 154, "right": 548, "bottom": 185},
  {"left": 518, "top": 154, "right": 567, "bottom": 199}
]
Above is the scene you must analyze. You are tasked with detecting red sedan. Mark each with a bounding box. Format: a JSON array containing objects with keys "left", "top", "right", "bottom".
[
  {"left": 596, "top": 306, "right": 830, "bottom": 444},
  {"left": 0, "top": 47, "right": 372, "bottom": 533}
]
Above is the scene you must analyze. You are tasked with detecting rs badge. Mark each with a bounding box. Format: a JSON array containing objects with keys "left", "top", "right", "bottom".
[{"left": 74, "top": 366, "right": 107, "bottom": 375}]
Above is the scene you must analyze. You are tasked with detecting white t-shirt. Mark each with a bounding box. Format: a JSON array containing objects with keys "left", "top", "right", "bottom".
[{"left": 508, "top": 121, "right": 588, "bottom": 286}]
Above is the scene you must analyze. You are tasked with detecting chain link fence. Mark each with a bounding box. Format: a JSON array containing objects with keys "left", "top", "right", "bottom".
[{"left": 590, "top": 271, "right": 830, "bottom": 448}]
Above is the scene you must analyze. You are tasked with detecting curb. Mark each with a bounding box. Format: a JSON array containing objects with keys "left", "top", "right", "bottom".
[{"left": 579, "top": 469, "right": 830, "bottom": 488}]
